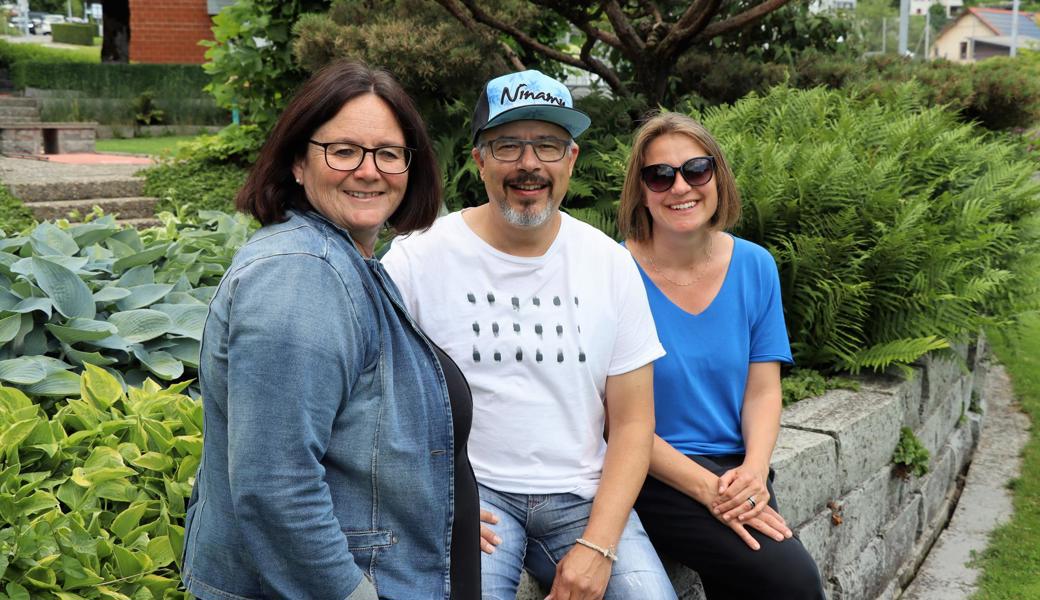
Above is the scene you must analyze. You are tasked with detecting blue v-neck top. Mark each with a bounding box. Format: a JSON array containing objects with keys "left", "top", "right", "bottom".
[{"left": 633, "top": 235, "right": 793, "bottom": 456}]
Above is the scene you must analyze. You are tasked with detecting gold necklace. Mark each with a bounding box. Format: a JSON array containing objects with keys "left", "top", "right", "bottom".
[{"left": 646, "top": 235, "right": 714, "bottom": 287}]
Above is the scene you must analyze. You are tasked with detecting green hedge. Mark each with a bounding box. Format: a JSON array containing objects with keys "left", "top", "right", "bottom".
[
  {"left": 11, "top": 62, "right": 210, "bottom": 100},
  {"left": 0, "top": 186, "right": 35, "bottom": 235},
  {"left": 51, "top": 22, "right": 96, "bottom": 46},
  {"left": 0, "top": 38, "right": 98, "bottom": 68}
]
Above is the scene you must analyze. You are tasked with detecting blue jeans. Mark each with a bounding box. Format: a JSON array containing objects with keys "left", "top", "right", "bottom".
[{"left": 479, "top": 484, "right": 678, "bottom": 600}]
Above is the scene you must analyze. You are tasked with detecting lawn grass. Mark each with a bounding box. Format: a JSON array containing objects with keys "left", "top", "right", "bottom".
[
  {"left": 973, "top": 314, "right": 1040, "bottom": 599},
  {"left": 96, "top": 135, "right": 198, "bottom": 157}
]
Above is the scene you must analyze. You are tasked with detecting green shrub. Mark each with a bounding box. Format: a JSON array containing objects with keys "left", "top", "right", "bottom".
[
  {"left": 170, "top": 124, "right": 264, "bottom": 167},
  {"left": 893, "top": 426, "right": 930, "bottom": 478},
  {"left": 0, "top": 39, "right": 98, "bottom": 68},
  {"left": 11, "top": 62, "right": 211, "bottom": 100},
  {"left": 50, "top": 22, "right": 96, "bottom": 46},
  {"left": 711, "top": 85, "right": 1040, "bottom": 373},
  {"left": 0, "top": 213, "right": 253, "bottom": 392},
  {"left": 0, "top": 366, "right": 198, "bottom": 599},
  {"left": 780, "top": 368, "right": 859, "bottom": 406},
  {"left": 0, "top": 186, "right": 35, "bottom": 235},
  {"left": 144, "top": 160, "right": 249, "bottom": 217}
]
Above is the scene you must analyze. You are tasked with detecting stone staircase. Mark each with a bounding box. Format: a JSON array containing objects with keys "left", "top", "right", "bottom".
[
  {"left": 8, "top": 176, "right": 160, "bottom": 229},
  {"left": 0, "top": 96, "right": 41, "bottom": 123}
]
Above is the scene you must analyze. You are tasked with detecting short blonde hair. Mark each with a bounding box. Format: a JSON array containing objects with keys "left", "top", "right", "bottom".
[{"left": 617, "top": 112, "right": 741, "bottom": 242}]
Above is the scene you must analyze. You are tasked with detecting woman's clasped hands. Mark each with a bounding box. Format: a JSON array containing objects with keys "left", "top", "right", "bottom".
[{"left": 709, "top": 463, "right": 792, "bottom": 550}]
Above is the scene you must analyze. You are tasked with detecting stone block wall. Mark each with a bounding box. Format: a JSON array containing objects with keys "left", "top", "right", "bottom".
[
  {"left": 0, "top": 124, "right": 96, "bottom": 155},
  {"left": 516, "top": 339, "right": 987, "bottom": 600}
]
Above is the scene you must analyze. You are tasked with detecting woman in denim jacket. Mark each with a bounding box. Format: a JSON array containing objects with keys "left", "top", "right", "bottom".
[{"left": 181, "top": 61, "right": 480, "bottom": 600}]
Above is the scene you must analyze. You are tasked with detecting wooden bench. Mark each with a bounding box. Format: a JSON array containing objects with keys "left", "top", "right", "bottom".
[{"left": 0, "top": 121, "right": 97, "bottom": 155}]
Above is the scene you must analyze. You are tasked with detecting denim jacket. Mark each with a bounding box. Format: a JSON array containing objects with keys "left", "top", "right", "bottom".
[{"left": 182, "top": 210, "right": 456, "bottom": 600}]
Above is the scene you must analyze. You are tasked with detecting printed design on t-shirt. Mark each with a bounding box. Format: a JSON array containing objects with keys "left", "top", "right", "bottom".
[{"left": 466, "top": 291, "right": 586, "bottom": 364}]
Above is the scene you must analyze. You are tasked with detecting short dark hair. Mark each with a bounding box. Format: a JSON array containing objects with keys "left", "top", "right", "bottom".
[
  {"left": 237, "top": 60, "right": 441, "bottom": 233},
  {"left": 618, "top": 111, "right": 741, "bottom": 242}
]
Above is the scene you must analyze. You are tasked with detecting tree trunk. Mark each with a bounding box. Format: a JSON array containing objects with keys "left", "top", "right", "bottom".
[{"left": 101, "top": 0, "right": 130, "bottom": 64}]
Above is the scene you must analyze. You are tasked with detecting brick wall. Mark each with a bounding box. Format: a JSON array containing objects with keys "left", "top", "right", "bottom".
[{"left": 129, "top": 0, "right": 214, "bottom": 64}]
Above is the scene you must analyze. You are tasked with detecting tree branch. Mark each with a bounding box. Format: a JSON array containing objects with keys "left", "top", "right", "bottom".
[
  {"left": 657, "top": 0, "right": 720, "bottom": 58},
  {"left": 698, "top": 0, "right": 795, "bottom": 40},
  {"left": 529, "top": 0, "right": 623, "bottom": 50},
  {"left": 602, "top": 0, "right": 645, "bottom": 55},
  {"left": 434, "top": 0, "right": 625, "bottom": 96}
]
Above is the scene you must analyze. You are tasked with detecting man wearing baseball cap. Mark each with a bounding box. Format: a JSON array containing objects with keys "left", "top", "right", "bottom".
[{"left": 382, "top": 70, "right": 676, "bottom": 599}]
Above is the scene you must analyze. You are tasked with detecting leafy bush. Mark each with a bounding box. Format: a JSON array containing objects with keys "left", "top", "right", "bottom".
[
  {"left": 170, "top": 124, "right": 264, "bottom": 167},
  {"left": 0, "top": 187, "right": 35, "bottom": 236},
  {"left": 0, "top": 366, "right": 198, "bottom": 599},
  {"left": 708, "top": 84, "right": 1040, "bottom": 373},
  {"left": 203, "top": 0, "right": 328, "bottom": 130},
  {"left": 893, "top": 426, "right": 930, "bottom": 478},
  {"left": 144, "top": 160, "right": 249, "bottom": 217},
  {"left": 780, "top": 369, "right": 859, "bottom": 406},
  {"left": 0, "top": 213, "right": 253, "bottom": 393},
  {"left": 50, "top": 22, "right": 96, "bottom": 46}
]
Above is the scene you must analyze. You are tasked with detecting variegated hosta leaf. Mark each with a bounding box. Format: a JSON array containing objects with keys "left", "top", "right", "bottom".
[
  {"left": 108, "top": 310, "right": 173, "bottom": 343},
  {"left": 31, "top": 257, "right": 96, "bottom": 320}
]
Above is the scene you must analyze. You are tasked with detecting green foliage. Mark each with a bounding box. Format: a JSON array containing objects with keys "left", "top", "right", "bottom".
[
  {"left": 203, "top": 0, "right": 329, "bottom": 130},
  {"left": 0, "top": 188, "right": 35, "bottom": 237},
  {"left": 0, "top": 214, "right": 253, "bottom": 391},
  {"left": 50, "top": 22, "right": 95, "bottom": 46},
  {"left": 712, "top": 85, "right": 1040, "bottom": 373},
  {"left": 780, "top": 368, "right": 859, "bottom": 406},
  {"left": 11, "top": 62, "right": 211, "bottom": 100},
  {"left": 892, "top": 426, "right": 930, "bottom": 478},
  {"left": 292, "top": 0, "right": 513, "bottom": 114},
  {"left": 0, "top": 39, "right": 98, "bottom": 68},
  {"left": 143, "top": 160, "right": 249, "bottom": 217},
  {"left": 0, "top": 366, "right": 198, "bottom": 600},
  {"left": 170, "top": 125, "right": 264, "bottom": 167},
  {"left": 132, "top": 92, "right": 165, "bottom": 127}
]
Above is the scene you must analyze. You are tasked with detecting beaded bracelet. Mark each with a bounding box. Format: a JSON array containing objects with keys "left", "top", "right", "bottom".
[{"left": 575, "top": 537, "right": 618, "bottom": 562}]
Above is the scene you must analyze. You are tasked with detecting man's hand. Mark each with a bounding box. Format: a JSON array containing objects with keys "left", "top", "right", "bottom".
[
  {"left": 544, "top": 543, "right": 613, "bottom": 600},
  {"left": 480, "top": 509, "right": 501, "bottom": 554}
]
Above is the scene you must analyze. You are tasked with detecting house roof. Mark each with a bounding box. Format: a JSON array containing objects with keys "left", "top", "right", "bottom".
[{"left": 969, "top": 7, "right": 1040, "bottom": 39}]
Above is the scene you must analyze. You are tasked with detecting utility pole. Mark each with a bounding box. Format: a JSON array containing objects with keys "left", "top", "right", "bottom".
[
  {"left": 899, "top": 0, "right": 910, "bottom": 56},
  {"left": 1011, "top": 0, "right": 1021, "bottom": 57}
]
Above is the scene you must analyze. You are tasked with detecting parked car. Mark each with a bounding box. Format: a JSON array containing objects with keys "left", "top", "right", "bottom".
[
  {"left": 27, "top": 11, "right": 45, "bottom": 34},
  {"left": 40, "top": 13, "right": 65, "bottom": 35}
]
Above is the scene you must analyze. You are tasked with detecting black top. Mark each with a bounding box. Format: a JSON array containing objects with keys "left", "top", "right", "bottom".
[{"left": 432, "top": 345, "right": 480, "bottom": 600}]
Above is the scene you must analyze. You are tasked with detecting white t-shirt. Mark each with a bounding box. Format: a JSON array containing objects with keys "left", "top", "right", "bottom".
[{"left": 382, "top": 210, "right": 664, "bottom": 498}]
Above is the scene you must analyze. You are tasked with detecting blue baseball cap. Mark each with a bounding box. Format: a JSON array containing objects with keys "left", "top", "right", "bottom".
[{"left": 471, "top": 70, "right": 591, "bottom": 144}]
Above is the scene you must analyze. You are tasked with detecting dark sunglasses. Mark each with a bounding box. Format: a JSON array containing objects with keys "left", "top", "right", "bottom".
[{"left": 640, "top": 156, "right": 716, "bottom": 192}]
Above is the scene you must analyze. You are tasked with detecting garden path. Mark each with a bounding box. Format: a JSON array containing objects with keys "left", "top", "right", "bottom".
[{"left": 902, "top": 364, "right": 1028, "bottom": 599}]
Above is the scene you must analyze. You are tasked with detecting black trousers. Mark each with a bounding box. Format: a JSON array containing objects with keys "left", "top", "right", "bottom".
[{"left": 634, "top": 454, "right": 826, "bottom": 600}]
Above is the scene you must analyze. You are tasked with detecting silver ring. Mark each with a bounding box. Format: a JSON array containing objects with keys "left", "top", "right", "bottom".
[{"left": 747, "top": 496, "right": 757, "bottom": 509}]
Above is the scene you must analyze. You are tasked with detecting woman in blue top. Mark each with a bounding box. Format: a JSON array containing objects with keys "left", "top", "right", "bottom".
[{"left": 618, "top": 112, "right": 825, "bottom": 599}]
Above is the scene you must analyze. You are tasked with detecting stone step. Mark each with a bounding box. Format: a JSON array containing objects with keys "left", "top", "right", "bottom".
[
  {"left": 27, "top": 197, "right": 158, "bottom": 221},
  {"left": 10, "top": 177, "right": 145, "bottom": 202},
  {"left": 0, "top": 106, "right": 40, "bottom": 120},
  {"left": 0, "top": 114, "right": 38, "bottom": 123},
  {"left": 0, "top": 97, "right": 38, "bottom": 108}
]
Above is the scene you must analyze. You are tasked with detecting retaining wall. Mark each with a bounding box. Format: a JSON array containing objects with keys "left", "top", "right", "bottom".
[{"left": 516, "top": 338, "right": 988, "bottom": 600}]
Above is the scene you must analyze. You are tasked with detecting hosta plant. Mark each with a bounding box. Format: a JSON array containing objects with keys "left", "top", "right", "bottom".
[
  {"left": 0, "top": 212, "right": 253, "bottom": 394},
  {"left": 0, "top": 365, "right": 199, "bottom": 599}
]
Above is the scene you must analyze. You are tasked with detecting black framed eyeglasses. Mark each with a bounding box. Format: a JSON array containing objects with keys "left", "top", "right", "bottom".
[
  {"left": 308, "top": 140, "right": 413, "bottom": 174},
  {"left": 483, "top": 137, "right": 572, "bottom": 163},
  {"left": 640, "top": 156, "right": 716, "bottom": 192}
]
